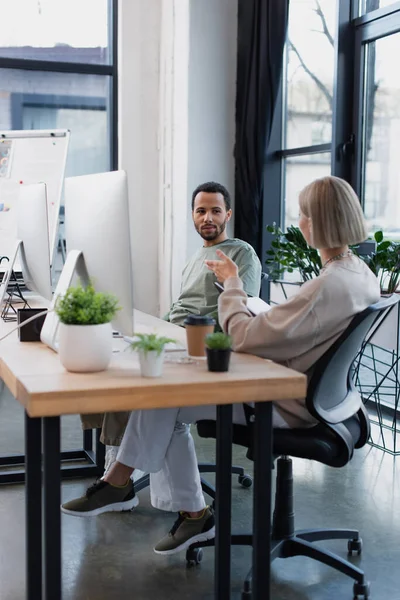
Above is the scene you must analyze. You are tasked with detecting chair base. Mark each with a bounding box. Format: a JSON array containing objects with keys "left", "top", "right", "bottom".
[
  {"left": 241, "top": 532, "right": 369, "bottom": 599},
  {"left": 188, "top": 457, "right": 370, "bottom": 600}
]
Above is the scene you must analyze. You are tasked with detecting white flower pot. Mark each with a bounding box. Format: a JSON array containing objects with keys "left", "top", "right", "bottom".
[
  {"left": 58, "top": 322, "right": 113, "bottom": 373},
  {"left": 138, "top": 349, "right": 165, "bottom": 377}
]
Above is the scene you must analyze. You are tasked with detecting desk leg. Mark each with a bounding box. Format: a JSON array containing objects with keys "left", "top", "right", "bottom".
[
  {"left": 25, "top": 413, "right": 42, "bottom": 600},
  {"left": 214, "top": 403, "right": 233, "bottom": 600},
  {"left": 42, "top": 417, "right": 62, "bottom": 600},
  {"left": 252, "top": 402, "right": 272, "bottom": 600}
]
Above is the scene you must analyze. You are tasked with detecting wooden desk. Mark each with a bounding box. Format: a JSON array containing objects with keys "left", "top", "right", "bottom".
[{"left": 0, "top": 309, "right": 307, "bottom": 600}]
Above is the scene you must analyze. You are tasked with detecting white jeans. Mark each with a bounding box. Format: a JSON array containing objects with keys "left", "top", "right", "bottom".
[{"left": 116, "top": 403, "right": 288, "bottom": 513}]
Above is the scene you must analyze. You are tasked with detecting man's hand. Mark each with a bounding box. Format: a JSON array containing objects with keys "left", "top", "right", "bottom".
[{"left": 205, "top": 250, "right": 239, "bottom": 283}]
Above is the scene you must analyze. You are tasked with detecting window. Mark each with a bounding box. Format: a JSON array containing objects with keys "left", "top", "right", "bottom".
[
  {"left": 0, "top": 0, "right": 116, "bottom": 174},
  {"left": 361, "top": 33, "right": 400, "bottom": 236},
  {"left": 280, "top": 0, "right": 337, "bottom": 228},
  {"left": 358, "top": 0, "right": 399, "bottom": 16},
  {"left": 0, "top": 0, "right": 111, "bottom": 65},
  {"left": 284, "top": 153, "right": 331, "bottom": 228}
]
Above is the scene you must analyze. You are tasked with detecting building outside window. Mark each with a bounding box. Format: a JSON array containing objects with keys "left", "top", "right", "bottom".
[{"left": 0, "top": 0, "right": 116, "bottom": 178}]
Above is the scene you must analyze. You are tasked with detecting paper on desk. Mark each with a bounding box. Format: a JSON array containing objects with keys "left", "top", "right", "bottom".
[{"left": 246, "top": 296, "right": 271, "bottom": 316}]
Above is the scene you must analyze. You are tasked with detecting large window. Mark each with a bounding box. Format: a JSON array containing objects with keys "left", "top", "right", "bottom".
[
  {"left": 280, "top": 0, "right": 337, "bottom": 228},
  {"left": 356, "top": 11, "right": 400, "bottom": 237},
  {"left": 0, "top": 0, "right": 116, "bottom": 174},
  {"left": 268, "top": 1, "right": 400, "bottom": 239}
]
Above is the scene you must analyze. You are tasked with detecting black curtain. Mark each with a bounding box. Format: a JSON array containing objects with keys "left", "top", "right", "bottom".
[{"left": 234, "top": 0, "right": 289, "bottom": 257}]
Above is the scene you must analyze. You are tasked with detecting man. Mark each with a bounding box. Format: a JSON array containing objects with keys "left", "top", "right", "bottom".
[
  {"left": 166, "top": 181, "right": 261, "bottom": 325},
  {"left": 78, "top": 181, "right": 261, "bottom": 475}
]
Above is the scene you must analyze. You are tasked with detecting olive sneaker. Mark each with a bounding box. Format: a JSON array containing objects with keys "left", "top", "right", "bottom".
[
  {"left": 61, "top": 479, "right": 138, "bottom": 517},
  {"left": 154, "top": 507, "right": 215, "bottom": 555}
]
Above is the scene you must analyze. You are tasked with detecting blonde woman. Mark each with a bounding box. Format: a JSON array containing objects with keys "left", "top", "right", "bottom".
[
  {"left": 207, "top": 175, "right": 381, "bottom": 427},
  {"left": 61, "top": 176, "right": 380, "bottom": 556}
]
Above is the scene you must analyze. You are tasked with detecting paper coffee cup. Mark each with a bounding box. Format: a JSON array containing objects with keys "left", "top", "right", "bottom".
[{"left": 183, "top": 315, "right": 216, "bottom": 357}]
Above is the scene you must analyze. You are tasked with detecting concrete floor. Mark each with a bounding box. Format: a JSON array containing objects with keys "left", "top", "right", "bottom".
[{"left": 0, "top": 385, "right": 399, "bottom": 600}]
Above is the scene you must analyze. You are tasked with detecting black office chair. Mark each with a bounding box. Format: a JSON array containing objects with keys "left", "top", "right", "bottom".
[{"left": 190, "top": 294, "right": 400, "bottom": 600}]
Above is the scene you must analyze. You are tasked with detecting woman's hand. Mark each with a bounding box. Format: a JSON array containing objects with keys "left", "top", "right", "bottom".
[{"left": 204, "top": 250, "right": 239, "bottom": 283}]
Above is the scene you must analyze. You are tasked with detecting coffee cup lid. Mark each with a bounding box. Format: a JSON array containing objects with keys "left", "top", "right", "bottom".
[{"left": 183, "top": 315, "right": 216, "bottom": 326}]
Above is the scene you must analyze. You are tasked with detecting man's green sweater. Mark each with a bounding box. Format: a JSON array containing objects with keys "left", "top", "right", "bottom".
[{"left": 167, "top": 238, "right": 262, "bottom": 326}]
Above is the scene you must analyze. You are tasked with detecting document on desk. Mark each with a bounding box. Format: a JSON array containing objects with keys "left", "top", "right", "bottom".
[{"left": 247, "top": 296, "right": 271, "bottom": 316}]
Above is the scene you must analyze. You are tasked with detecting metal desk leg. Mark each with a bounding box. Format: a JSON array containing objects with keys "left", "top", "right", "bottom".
[
  {"left": 214, "top": 403, "right": 233, "bottom": 600},
  {"left": 25, "top": 413, "right": 42, "bottom": 600},
  {"left": 252, "top": 402, "right": 273, "bottom": 600},
  {"left": 43, "top": 417, "right": 62, "bottom": 600}
]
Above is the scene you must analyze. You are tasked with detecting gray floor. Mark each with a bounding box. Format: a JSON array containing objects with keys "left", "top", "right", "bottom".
[{"left": 0, "top": 386, "right": 399, "bottom": 600}]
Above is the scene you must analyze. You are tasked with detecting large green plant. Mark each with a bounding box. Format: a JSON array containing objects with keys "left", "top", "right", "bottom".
[
  {"left": 361, "top": 231, "right": 400, "bottom": 294},
  {"left": 265, "top": 224, "right": 322, "bottom": 282},
  {"left": 55, "top": 283, "right": 120, "bottom": 325}
]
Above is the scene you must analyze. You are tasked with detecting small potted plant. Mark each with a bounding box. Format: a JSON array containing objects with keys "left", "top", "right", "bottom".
[
  {"left": 130, "top": 333, "right": 176, "bottom": 377},
  {"left": 55, "top": 283, "right": 119, "bottom": 373},
  {"left": 205, "top": 332, "right": 232, "bottom": 372}
]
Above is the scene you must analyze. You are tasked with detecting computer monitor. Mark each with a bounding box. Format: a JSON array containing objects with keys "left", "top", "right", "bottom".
[
  {"left": 41, "top": 170, "right": 134, "bottom": 350},
  {"left": 0, "top": 182, "right": 52, "bottom": 308}
]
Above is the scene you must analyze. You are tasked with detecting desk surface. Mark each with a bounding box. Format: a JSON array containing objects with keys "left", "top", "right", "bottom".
[{"left": 0, "top": 308, "right": 307, "bottom": 418}]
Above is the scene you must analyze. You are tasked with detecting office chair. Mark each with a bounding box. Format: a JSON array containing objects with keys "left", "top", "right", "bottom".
[
  {"left": 132, "top": 272, "right": 270, "bottom": 498},
  {"left": 190, "top": 294, "right": 400, "bottom": 600}
]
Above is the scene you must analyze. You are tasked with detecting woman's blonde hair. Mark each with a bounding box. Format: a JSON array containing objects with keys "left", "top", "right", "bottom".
[{"left": 299, "top": 175, "right": 367, "bottom": 249}]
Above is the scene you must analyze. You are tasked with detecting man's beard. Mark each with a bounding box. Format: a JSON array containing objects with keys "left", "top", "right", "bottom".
[{"left": 196, "top": 220, "right": 227, "bottom": 241}]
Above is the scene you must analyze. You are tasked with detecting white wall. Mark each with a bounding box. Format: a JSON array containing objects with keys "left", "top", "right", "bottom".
[
  {"left": 186, "top": 0, "right": 238, "bottom": 259},
  {"left": 118, "top": 0, "right": 238, "bottom": 316},
  {"left": 118, "top": 0, "right": 161, "bottom": 315}
]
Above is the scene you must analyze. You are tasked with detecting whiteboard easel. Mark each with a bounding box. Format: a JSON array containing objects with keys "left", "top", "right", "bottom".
[{"left": 0, "top": 129, "right": 70, "bottom": 267}]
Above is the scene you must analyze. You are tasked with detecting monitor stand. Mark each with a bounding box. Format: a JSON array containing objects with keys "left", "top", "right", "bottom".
[{"left": 40, "top": 250, "right": 90, "bottom": 352}]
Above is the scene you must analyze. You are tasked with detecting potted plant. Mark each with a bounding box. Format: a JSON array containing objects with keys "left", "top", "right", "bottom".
[
  {"left": 129, "top": 333, "right": 176, "bottom": 377},
  {"left": 55, "top": 283, "right": 119, "bottom": 373},
  {"left": 360, "top": 230, "right": 400, "bottom": 294},
  {"left": 205, "top": 332, "right": 232, "bottom": 372}
]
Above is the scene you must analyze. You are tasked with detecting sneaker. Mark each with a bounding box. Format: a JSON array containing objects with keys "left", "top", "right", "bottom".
[
  {"left": 154, "top": 507, "right": 215, "bottom": 555},
  {"left": 61, "top": 479, "right": 139, "bottom": 517}
]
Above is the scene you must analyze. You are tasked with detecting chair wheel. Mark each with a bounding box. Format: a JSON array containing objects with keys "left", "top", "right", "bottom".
[
  {"left": 348, "top": 538, "right": 363, "bottom": 556},
  {"left": 353, "top": 580, "right": 370, "bottom": 599},
  {"left": 186, "top": 547, "right": 203, "bottom": 567},
  {"left": 238, "top": 474, "right": 253, "bottom": 488}
]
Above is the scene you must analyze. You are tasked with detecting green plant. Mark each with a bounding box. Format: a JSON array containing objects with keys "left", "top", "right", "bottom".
[
  {"left": 55, "top": 283, "right": 120, "bottom": 325},
  {"left": 360, "top": 230, "right": 400, "bottom": 293},
  {"left": 129, "top": 333, "right": 176, "bottom": 356},
  {"left": 265, "top": 224, "right": 322, "bottom": 282},
  {"left": 205, "top": 332, "right": 232, "bottom": 350}
]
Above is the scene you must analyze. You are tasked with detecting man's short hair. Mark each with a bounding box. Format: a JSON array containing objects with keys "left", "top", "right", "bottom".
[
  {"left": 299, "top": 176, "right": 368, "bottom": 249},
  {"left": 191, "top": 182, "right": 231, "bottom": 211}
]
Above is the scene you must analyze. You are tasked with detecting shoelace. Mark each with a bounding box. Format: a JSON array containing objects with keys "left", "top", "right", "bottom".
[
  {"left": 86, "top": 479, "right": 108, "bottom": 498},
  {"left": 169, "top": 512, "right": 189, "bottom": 536}
]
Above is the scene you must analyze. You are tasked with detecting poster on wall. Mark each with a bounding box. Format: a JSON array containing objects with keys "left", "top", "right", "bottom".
[
  {"left": 0, "top": 179, "right": 19, "bottom": 261},
  {"left": 0, "top": 140, "right": 14, "bottom": 179}
]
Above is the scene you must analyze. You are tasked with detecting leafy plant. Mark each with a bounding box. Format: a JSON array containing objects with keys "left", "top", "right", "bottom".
[
  {"left": 205, "top": 332, "right": 232, "bottom": 351},
  {"left": 55, "top": 283, "right": 120, "bottom": 325},
  {"left": 265, "top": 224, "right": 322, "bottom": 282},
  {"left": 360, "top": 230, "right": 400, "bottom": 293},
  {"left": 129, "top": 333, "right": 176, "bottom": 356}
]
